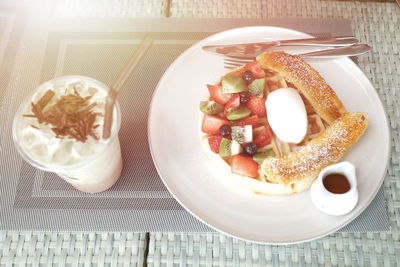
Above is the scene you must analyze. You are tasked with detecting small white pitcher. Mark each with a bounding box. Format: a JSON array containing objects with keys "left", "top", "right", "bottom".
[{"left": 310, "top": 161, "right": 358, "bottom": 216}]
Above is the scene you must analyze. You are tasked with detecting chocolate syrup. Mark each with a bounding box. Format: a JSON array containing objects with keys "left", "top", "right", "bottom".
[{"left": 323, "top": 173, "right": 351, "bottom": 194}]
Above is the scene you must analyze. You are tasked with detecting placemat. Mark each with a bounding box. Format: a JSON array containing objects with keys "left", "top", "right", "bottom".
[{"left": 0, "top": 16, "right": 389, "bottom": 233}]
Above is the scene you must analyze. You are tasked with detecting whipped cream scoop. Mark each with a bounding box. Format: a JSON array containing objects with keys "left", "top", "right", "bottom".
[{"left": 266, "top": 87, "right": 308, "bottom": 144}]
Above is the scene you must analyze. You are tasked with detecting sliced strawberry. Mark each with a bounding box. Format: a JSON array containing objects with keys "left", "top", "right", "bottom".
[
  {"left": 207, "top": 84, "right": 232, "bottom": 105},
  {"left": 201, "top": 114, "right": 230, "bottom": 135},
  {"left": 234, "top": 67, "right": 245, "bottom": 78},
  {"left": 254, "top": 125, "right": 273, "bottom": 148},
  {"left": 231, "top": 154, "right": 259, "bottom": 178},
  {"left": 208, "top": 135, "right": 223, "bottom": 153},
  {"left": 244, "top": 61, "right": 265, "bottom": 79},
  {"left": 223, "top": 93, "right": 240, "bottom": 117},
  {"left": 246, "top": 96, "right": 266, "bottom": 117},
  {"left": 235, "top": 115, "right": 258, "bottom": 128}
]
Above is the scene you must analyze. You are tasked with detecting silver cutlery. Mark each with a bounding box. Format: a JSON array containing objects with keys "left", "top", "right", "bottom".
[
  {"left": 223, "top": 44, "right": 371, "bottom": 69},
  {"left": 203, "top": 36, "right": 359, "bottom": 58}
]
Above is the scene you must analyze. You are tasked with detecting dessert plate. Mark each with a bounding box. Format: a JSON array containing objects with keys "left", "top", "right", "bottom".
[{"left": 148, "top": 26, "right": 390, "bottom": 244}]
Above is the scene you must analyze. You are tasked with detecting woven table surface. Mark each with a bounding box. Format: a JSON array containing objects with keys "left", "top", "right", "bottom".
[{"left": 0, "top": 0, "right": 399, "bottom": 266}]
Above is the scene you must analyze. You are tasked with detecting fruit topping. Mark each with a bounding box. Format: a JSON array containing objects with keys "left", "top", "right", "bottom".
[
  {"left": 231, "top": 154, "right": 259, "bottom": 178},
  {"left": 201, "top": 114, "right": 230, "bottom": 135},
  {"left": 199, "top": 100, "right": 224, "bottom": 115},
  {"left": 239, "top": 91, "right": 250, "bottom": 104},
  {"left": 248, "top": 78, "right": 266, "bottom": 98},
  {"left": 246, "top": 96, "right": 267, "bottom": 117},
  {"left": 235, "top": 115, "right": 259, "bottom": 128},
  {"left": 219, "top": 138, "right": 243, "bottom": 157},
  {"left": 207, "top": 84, "right": 232, "bottom": 105},
  {"left": 244, "top": 142, "right": 258, "bottom": 156},
  {"left": 219, "top": 124, "right": 231, "bottom": 137},
  {"left": 244, "top": 61, "right": 266, "bottom": 79},
  {"left": 231, "top": 125, "right": 252, "bottom": 144},
  {"left": 252, "top": 150, "right": 275, "bottom": 165},
  {"left": 222, "top": 72, "right": 248, "bottom": 93},
  {"left": 254, "top": 125, "right": 273, "bottom": 148},
  {"left": 242, "top": 70, "right": 255, "bottom": 85},
  {"left": 208, "top": 135, "right": 223, "bottom": 153},
  {"left": 223, "top": 93, "right": 240, "bottom": 116},
  {"left": 226, "top": 106, "right": 252, "bottom": 121}
]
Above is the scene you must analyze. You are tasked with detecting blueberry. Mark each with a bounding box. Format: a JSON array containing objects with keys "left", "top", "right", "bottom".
[
  {"left": 242, "top": 70, "right": 254, "bottom": 84},
  {"left": 244, "top": 142, "right": 258, "bottom": 155},
  {"left": 239, "top": 91, "right": 250, "bottom": 104},
  {"left": 219, "top": 124, "right": 231, "bottom": 137}
]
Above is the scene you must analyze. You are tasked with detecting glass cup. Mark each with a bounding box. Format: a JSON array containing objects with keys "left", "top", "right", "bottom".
[{"left": 12, "top": 76, "right": 123, "bottom": 193}]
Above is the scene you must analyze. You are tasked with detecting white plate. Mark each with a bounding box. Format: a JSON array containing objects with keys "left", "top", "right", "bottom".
[{"left": 148, "top": 26, "right": 391, "bottom": 244}]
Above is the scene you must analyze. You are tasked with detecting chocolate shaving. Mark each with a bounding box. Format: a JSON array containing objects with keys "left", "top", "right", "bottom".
[
  {"left": 37, "top": 90, "right": 55, "bottom": 109},
  {"left": 24, "top": 89, "right": 100, "bottom": 142}
]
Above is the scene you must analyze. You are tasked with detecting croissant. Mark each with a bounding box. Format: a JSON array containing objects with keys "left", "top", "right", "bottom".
[
  {"left": 261, "top": 112, "right": 368, "bottom": 185},
  {"left": 256, "top": 51, "right": 347, "bottom": 124}
]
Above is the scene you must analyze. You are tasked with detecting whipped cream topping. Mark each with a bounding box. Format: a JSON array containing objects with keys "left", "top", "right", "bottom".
[{"left": 15, "top": 78, "right": 118, "bottom": 167}]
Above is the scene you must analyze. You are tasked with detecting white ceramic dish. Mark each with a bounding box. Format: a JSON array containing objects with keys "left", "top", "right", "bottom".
[{"left": 148, "top": 26, "right": 391, "bottom": 244}]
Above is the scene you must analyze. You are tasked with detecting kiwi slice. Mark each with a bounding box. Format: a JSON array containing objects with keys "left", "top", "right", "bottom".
[
  {"left": 226, "top": 106, "right": 251, "bottom": 120},
  {"left": 199, "top": 100, "right": 224, "bottom": 115},
  {"left": 231, "top": 125, "right": 253, "bottom": 144},
  {"left": 222, "top": 72, "right": 248, "bottom": 93},
  {"left": 219, "top": 138, "right": 242, "bottom": 157},
  {"left": 253, "top": 150, "right": 275, "bottom": 165},
  {"left": 248, "top": 78, "right": 265, "bottom": 98}
]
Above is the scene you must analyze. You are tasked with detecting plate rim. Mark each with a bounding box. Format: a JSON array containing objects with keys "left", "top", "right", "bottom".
[{"left": 148, "top": 26, "right": 391, "bottom": 244}]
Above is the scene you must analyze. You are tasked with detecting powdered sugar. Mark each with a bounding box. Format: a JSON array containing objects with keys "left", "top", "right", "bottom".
[{"left": 264, "top": 112, "right": 367, "bottom": 185}]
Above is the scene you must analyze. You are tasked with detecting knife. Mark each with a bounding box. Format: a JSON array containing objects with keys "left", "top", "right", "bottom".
[
  {"left": 224, "top": 44, "right": 371, "bottom": 70},
  {"left": 298, "top": 44, "right": 371, "bottom": 58},
  {"left": 202, "top": 36, "right": 359, "bottom": 58}
]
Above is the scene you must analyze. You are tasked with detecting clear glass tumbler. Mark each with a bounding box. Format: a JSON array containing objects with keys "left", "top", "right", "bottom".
[{"left": 12, "top": 76, "right": 122, "bottom": 193}]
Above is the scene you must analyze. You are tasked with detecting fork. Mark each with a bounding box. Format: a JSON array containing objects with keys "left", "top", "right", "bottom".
[{"left": 223, "top": 44, "right": 371, "bottom": 69}]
